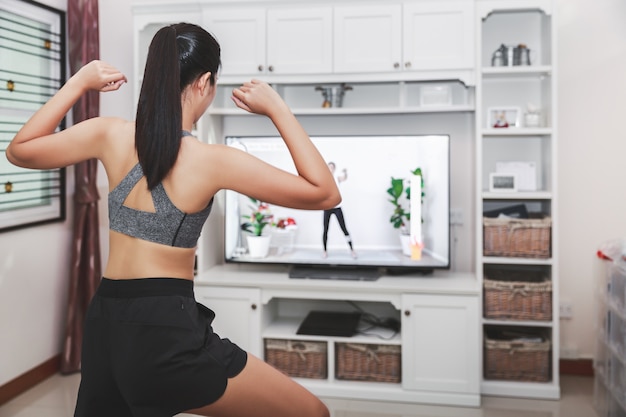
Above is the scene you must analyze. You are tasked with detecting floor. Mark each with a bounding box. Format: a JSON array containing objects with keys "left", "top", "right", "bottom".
[{"left": 0, "top": 373, "right": 598, "bottom": 417}]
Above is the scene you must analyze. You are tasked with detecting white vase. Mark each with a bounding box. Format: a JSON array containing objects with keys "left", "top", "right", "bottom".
[
  {"left": 247, "top": 235, "right": 271, "bottom": 258},
  {"left": 399, "top": 234, "right": 411, "bottom": 257}
]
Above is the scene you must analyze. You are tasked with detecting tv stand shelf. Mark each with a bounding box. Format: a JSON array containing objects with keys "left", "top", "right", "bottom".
[
  {"left": 194, "top": 264, "right": 480, "bottom": 407},
  {"left": 263, "top": 315, "right": 401, "bottom": 344}
]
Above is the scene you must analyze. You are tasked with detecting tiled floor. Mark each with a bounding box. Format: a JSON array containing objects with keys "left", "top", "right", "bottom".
[{"left": 0, "top": 373, "right": 597, "bottom": 417}]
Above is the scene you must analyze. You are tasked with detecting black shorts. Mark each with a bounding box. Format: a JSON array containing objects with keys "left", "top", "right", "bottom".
[{"left": 74, "top": 277, "right": 247, "bottom": 417}]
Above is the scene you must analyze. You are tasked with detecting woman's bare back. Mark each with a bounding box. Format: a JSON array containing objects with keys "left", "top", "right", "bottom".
[{"left": 102, "top": 120, "right": 216, "bottom": 280}]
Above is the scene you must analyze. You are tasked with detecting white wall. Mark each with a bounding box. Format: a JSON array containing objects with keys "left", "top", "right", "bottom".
[
  {"left": 556, "top": 0, "right": 626, "bottom": 358},
  {"left": 0, "top": 0, "right": 69, "bottom": 387},
  {"left": 3, "top": 0, "right": 621, "bottom": 387}
]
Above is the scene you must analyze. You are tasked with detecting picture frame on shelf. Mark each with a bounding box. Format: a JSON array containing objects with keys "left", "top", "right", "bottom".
[
  {"left": 489, "top": 172, "right": 517, "bottom": 193},
  {"left": 487, "top": 106, "right": 520, "bottom": 129}
]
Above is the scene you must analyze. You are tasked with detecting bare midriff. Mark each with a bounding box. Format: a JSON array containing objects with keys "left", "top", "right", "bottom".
[{"left": 104, "top": 231, "right": 196, "bottom": 280}]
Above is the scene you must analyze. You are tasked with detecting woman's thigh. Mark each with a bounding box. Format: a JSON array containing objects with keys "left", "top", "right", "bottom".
[{"left": 185, "top": 354, "right": 329, "bottom": 417}]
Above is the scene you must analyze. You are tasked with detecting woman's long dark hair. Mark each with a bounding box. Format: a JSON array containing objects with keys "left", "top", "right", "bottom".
[{"left": 135, "top": 23, "right": 220, "bottom": 189}]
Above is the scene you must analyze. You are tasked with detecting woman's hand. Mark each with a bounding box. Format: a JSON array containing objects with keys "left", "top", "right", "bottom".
[
  {"left": 231, "top": 80, "right": 289, "bottom": 117},
  {"left": 72, "top": 60, "right": 127, "bottom": 93}
]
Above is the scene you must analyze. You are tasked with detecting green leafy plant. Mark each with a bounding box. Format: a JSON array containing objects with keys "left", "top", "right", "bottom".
[
  {"left": 387, "top": 168, "right": 424, "bottom": 234},
  {"left": 241, "top": 198, "right": 273, "bottom": 236}
]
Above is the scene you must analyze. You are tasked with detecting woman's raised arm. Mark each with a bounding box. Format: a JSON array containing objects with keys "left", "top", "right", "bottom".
[
  {"left": 227, "top": 80, "right": 341, "bottom": 210},
  {"left": 6, "top": 60, "right": 126, "bottom": 169}
]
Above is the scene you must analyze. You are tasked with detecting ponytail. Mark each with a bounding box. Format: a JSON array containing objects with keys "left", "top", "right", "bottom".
[
  {"left": 135, "top": 26, "right": 182, "bottom": 190},
  {"left": 135, "top": 23, "right": 221, "bottom": 190}
]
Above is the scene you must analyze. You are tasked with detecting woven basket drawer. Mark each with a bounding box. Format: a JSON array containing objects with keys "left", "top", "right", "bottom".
[
  {"left": 484, "top": 330, "right": 551, "bottom": 382},
  {"left": 484, "top": 269, "right": 552, "bottom": 321},
  {"left": 264, "top": 339, "right": 327, "bottom": 379},
  {"left": 483, "top": 216, "right": 551, "bottom": 258},
  {"left": 336, "top": 343, "right": 401, "bottom": 383}
]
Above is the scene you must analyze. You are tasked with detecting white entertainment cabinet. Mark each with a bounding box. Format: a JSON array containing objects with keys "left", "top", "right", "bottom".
[
  {"left": 195, "top": 265, "right": 480, "bottom": 406},
  {"left": 132, "top": 0, "right": 559, "bottom": 407}
]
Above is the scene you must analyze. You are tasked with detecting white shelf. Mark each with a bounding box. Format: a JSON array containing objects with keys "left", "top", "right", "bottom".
[
  {"left": 482, "top": 319, "right": 553, "bottom": 328},
  {"left": 263, "top": 316, "right": 401, "bottom": 345},
  {"left": 482, "top": 128, "right": 552, "bottom": 136},
  {"left": 216, "top": 69, "right": 477, "bottom": 87},
  {"left": 482, "top": 191, "right": 553, "bottom": 200},
  {"left": 481, "top": 380, "right": 560, "bottom": 400},
  {"left": 194, "top": 266, "right": 480, "bottom": 407},
  {"left": 210, "top": 78, "right": 474, "bottom": 116},
  {"left": 477, "top": 3, "right": 558, "bottom": 399},
  {"left": 195, "top": 265, "right": 480, "bottom": 297},
  {"left": 482, "top": 257, "right": 553, "bottom": 266},
  {"left": 208, "top": 104, "right": 475, "bottom": 116},
  {"left": 482, "top": 65, "right": 552, "bottom": 78}
]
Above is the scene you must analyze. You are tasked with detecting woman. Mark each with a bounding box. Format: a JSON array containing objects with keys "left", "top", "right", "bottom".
[{"left": 7, "top": 23, "right": 338, "bottom": 417}]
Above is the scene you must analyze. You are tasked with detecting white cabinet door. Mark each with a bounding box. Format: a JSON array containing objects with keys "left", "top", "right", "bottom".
[
  {"left": 205, "top": 7, "right": 332, "bottom": 76},
  {"left": 203, "top": 8, "right": 266, "bottom": 76},
  {"left": 195, "top": 286, "right": 262, "bottom": 357},
  {"left": 333, "top": 4, "right": 402, "bottom": 73},
  {"left": 266, "top": 7, "right": 333, "bottom": 74},
  {"left": 401, "top": 293, "right": 479, "bottom": 394},
  {"left": 403, "top": 1, "right": 475, "bottom": 71}
]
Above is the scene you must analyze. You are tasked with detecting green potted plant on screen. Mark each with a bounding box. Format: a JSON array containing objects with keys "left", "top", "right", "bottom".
[{"left": 387, "top": 168, "right": 423, "bottom": 232}]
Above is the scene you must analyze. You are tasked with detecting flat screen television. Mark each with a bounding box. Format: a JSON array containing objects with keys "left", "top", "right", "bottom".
[{"left": 224, "top": 135, "right": 450, "bottom": 279}]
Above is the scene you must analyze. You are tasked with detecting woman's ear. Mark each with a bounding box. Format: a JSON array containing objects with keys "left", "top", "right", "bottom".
[{"left": 198, "top": 72, "right": 213, "bottom": 95}]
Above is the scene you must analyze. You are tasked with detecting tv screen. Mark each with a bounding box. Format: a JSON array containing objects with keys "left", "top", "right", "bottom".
[{"left": 224, "top": 135, "right": 450, "bottom": 278}]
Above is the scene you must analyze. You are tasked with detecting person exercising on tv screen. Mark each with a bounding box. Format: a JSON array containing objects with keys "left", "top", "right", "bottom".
[{"left": 322, "top": 161, "right": 357, "bottom": 259}]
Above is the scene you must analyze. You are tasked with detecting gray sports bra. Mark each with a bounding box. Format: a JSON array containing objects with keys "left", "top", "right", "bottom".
[{"left": 108, "top": 147, "right": 213, "bottom": 248}]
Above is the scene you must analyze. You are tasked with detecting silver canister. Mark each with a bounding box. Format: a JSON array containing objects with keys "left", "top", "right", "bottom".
[
  {"left": 505, "top": 45, "right": 515, "bottom": 66},
  {"left": 315, "top": 84, "right": 353, "bottom": 108},
  {"left": 491, "top": 49, "right": 505, "bottom": 66},
  {"left": 514, "top": 44, "right": 531, "bottom": 66},
  {"left": 493, "top": 44, "right": 515, "bottom": 66}
]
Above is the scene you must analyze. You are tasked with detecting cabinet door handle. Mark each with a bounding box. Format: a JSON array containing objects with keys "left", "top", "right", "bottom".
[
  {"left": 404, "top": 61, "right": 412, "bottom": 69},
  {"left": 251, "top": 303, "right": 257, "bottom": 310},
  {"left": 258, "top": 65, "right": 264, "bottom": 72},
  {"left": 404, "top": 310, "right": 411, "bottom": 316},
  {"left": 268, "top": 65, "right": 274, "bottom": 72},
  {"left": 393, "top": 62, "right": 400, "bottom": 69}
]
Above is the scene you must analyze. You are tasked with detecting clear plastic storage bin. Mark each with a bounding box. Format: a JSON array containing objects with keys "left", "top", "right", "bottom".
[{"left": 595, "top": 240, "right": 626, "bottom": 417}]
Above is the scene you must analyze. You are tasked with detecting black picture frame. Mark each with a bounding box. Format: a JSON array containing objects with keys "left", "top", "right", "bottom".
[{"left": 0, "top": 0, "right": 67, "bottom": 232}]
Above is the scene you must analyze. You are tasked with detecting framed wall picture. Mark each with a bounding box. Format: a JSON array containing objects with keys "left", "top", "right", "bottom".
[
  {"left": 487, "top": 106, "right": 521, "bottom": 128},
  {"left": 0, "top": 0, "right": 67, "bottom": 232},
  {"left": 489, "top": 172, "right": 517, "bottom": 193}
]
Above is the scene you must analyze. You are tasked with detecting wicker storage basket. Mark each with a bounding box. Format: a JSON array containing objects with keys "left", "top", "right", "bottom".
[
  {"left": 264, "top": 339, "right": 327, "bottom": 379},
  {"left": 483, "top": 215, "right": 551, "bottom": 258},
  {"left": 336, "top": 343, "right": 401, "bottom": 383},
  {"left": 484, "top": 330, "right": 551, "bottom": 382},
  {"left": 484, "top": 270, "right": 552, "bottom": 321}
]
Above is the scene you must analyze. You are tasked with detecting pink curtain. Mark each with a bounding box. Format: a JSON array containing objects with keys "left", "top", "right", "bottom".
[{"left": 61, "top": 0, "right": 101, "bottom": 374}]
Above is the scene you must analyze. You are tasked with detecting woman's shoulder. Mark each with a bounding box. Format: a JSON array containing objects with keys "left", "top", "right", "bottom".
[
  {"left": 78, "top": 115, "right": 128, "bottom": 128},
  {"left": 96, "top": 118, "right": 136, "bottom": 172},
  {"left": 94, "top": 117, "right": 133, "bottom": 133},
  {"left": 76, "top": 116, "right": 133, "bottom": 144}
]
